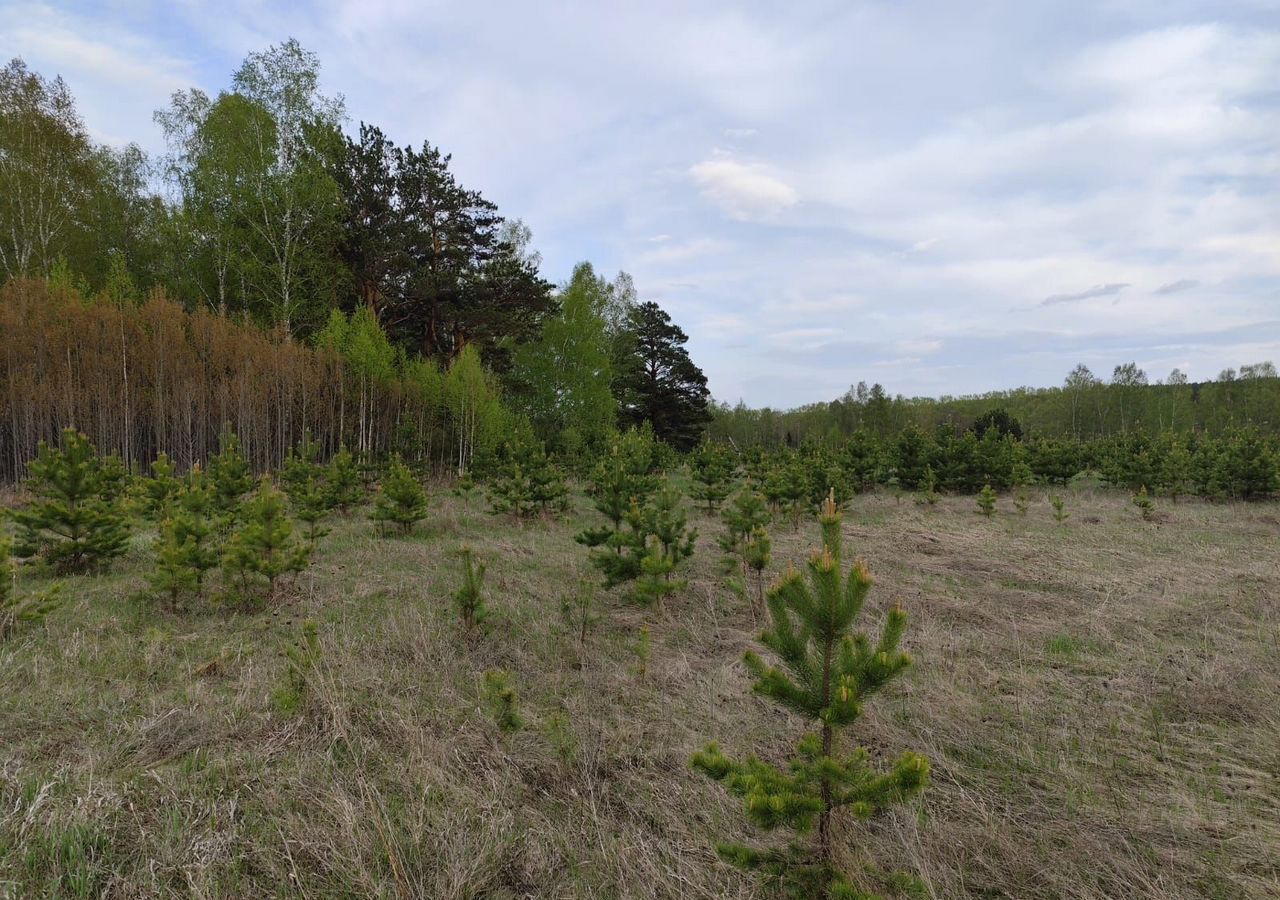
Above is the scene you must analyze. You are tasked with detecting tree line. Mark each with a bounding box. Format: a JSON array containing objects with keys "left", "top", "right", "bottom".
[
  {"left": 712, "top": 362, "right": 1280, "bottom": 449},
  {"left": 0, "top": 42, "right": 711, "bottom": 480}
]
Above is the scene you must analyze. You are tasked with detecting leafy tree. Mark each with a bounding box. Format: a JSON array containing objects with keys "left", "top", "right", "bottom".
[
  {"left": 222, "top": 476, "right": 309, "bottom": 602},
  {"left": 370, "top": 457, "right": 428, "bottom": 535},
  {"left": 12, "top": 429, "right": 131, "bottom": 573},
  {"left": 614, "top": 300, "right": 710, "bottom": 450},
  {"left": 513, "top": 261, "right": 616, "bottom": 452},
  {"left": 692, "top": 492, "right": 928, "bottom": 898},
  {"left": 972, "top": 408, "right": 1023, "bottom": 440}
]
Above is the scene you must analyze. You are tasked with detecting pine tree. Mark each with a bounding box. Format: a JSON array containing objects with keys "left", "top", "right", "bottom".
[
  {"left": 743, "top": 524, "right": 771, "bottom": 619},
  {"left": 140, "top": 452, "right": 182, "bottom": 519},
  {"left": 1132, "top": 485, "right": 1155, "bottom": 521},
  {"left": 369, "top": 456, "right": 428, "bottom": 535},
  {"left": 977, "top": 483, "right": 997, "bottom": 518},
  {"left": 222, "top": 476, "right": 310, "bottom": 603},
  {"left": 1013, "top": 485, "right": 1030, "bottom": 516},
  {"left": 172, "top": 465, "right": 220, "bottom": 597},
  {"left": 576, "top": 439, "right": 659, "bottom": 549},
  {"left": 1, "top": 535, "right": 64, "bottom": 641},
  {"left": 325, "top": 447, "right": 364, "bottom": 514},
  {"left": 692, "top": 491, "right": 929, "bottom": 899},
  {"left": 274, "top": 620, "right": 321, "bottom": 715},
  {"left": 12, "top": 428, "right": 131, "bottom": 573},
  {"left": 764, "top": 460, "right": 808, "bottom": 530},
  {"left": 482, "top": 669, "right": 522, "bottom": 733},
  {"left": 720, "top": 487, "right": 771, "bottom": 572},
  {"left": 1050, "top": 494, "right": 1069, "bottom": 524},
  {"left": 208, "top": 425, "right": 254, "bottom": 516},
  {"left": 689, "top": 440, "right": 736, "bottom": 513},
  {"left": 917, "top": 465, "right": 939, "bottom": 506},
  {"left": 452, "top": 471, "right": 478, "bottom": 508},
  {"left": 279, "top": 431, "right": 322, "bottom": 501},
  {"left": 454, "top": 545, "right": 491, "bottom": 632},
  {"left": 488, "top": 439, "right": 568, "bottom": 519},
  {"left": 149, "top": 518, "right": 198, "bottom": 610}
]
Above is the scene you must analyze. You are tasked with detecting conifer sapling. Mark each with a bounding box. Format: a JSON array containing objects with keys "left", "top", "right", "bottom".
[
  {"left": 222, "top": 476, "right": 310, "bottom": 603},
  {"left": 977, "top": 483, "right": 997, "bottom": 518},
  {"left": 1132, "top": 484, "right": 1155, "bottom": 521},
  {"left": 454, "top": 545, "right": 491, "bottom": 633},
  {"left": 370, "top": 457, "right": 428, "bottom": 535},
  {"left": 692, "top": 490, "right": 929, "bottom": 899},
  {"left": 482, "top": 669, "right": 522, "bottom": 733},
  {"left": 326, "top": 447, "right": 364, "bottom": 514},
  {"left": 1050, "top": 494, "right": 1069, "bottom": 524},
  {"left": 1, "top": 535, "right": 64, "bottom": 641}
]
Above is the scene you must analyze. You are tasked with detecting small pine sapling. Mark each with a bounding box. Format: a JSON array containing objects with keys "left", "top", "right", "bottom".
[
  {"left": 692, "top": 493, "right": 929, "bottom": 899},
  {"left": 452, "top": 470, "right": 478, "bottom": 508},
  {"left": 274, "top": 620, "right": 321, "bottom": 714},
  {"left": 917, "top": 465, "right": 939, "bottom": 506},
  {"left": 689, "top": 440, "right": 736, "bottom": 513},
  {"left": 719, "top": 488, "right": 770, "bottom": 573},
  {"left": 222, "top": 477, "right": 310, "bottom": 604},
  {"left": 575, "top": 442, "right": 659, "bottom": 549},
  {"left": 559, "top": 578, "right": 599, "bottom": 651},
  {"left": 1051, "top": 494, "right": 1069, "bottom": 524},
  {"left": 369, "top": 457, "right": 428, "bottom": 535},
  {"left": 1133, "top": 485, "right": 1155, "bottom": 521},
  {"left": 482, "top": 669, "right": 523, "bottom": 733},
  {"left": 325, "top": 447, "right": 364, "bottom": 514},
  {"left": 140, "top": 452, "right": 182, "bottom": 519},
  {"left": 172, "top": 465, "right": 220, "bottom": 597},
  {"left": 1014, "top": 485, "right": 1030, "bottom": 516},
  {"left": 632, "top": 624, "right": 651, "bottom": 681},
  {"left": 208, "top": 425, "right": 254, "bottom": 516},
  {"left": 454, "top": 545, "right": 491, "bottom": 633},
  {"left": 279, "top": 431, "right": 322, "bottom": 501},
  {"left": 977, "top": 483, "right": 997, "bottom": 517},
  {"left": 0, "top": 535, "right": 64, "bottom": 641},
  {"left": 743, "top": 524, "right": 771, "bottom": 620},
  {"left": 148, "top": 520, "right": 198, "bottom": 610},
  {"left": 544, "top": 711, "right": 578, "bottom": 769},
  {"left": 764, "top": 460, "right": 808, "bottom": 529},
  {"left": 12, "top": 428, "right": 131, "bottom": 573},
  {"left": 488, "top": 440, "right": 568, "bottom": 519}
]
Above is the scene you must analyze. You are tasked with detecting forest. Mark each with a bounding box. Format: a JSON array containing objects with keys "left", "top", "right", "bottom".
[{"left": 2, "top": 37, "right": 1280, "bottom": 900}]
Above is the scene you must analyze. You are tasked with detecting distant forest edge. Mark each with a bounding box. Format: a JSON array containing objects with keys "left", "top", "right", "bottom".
[
  {"left": 3, "top": 43, "right": 1279, "bottom": 487},
  {"left": 710, "top": 361, "right": 1280, "bottom": 449}
]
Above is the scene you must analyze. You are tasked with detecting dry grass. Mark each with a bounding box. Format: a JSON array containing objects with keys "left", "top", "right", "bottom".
[{"left": 1, "top": 485, "right": 1278, "bottom": 898}]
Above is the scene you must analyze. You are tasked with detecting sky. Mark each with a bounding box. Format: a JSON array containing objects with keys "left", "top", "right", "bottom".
[{"left": 2, "top": 0, "right": 1278, "bottom": 408}]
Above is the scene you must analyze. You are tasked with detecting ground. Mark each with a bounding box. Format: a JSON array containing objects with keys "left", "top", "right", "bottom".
[{"left": 1, "top": 485, "right": 1278, "bottom": 899}]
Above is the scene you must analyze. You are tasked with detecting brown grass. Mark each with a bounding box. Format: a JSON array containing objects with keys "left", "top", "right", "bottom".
[{"left": 1, "top": 485, "right": 1278, "bottom": 898}]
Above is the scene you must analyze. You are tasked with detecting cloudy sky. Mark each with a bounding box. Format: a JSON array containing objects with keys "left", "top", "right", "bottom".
[{"left": 3, "top": 1, "right": 1278, "bottom": 407}]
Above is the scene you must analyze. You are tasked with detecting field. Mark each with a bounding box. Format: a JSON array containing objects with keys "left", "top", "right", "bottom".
[{"left": 2, "top": 486, "right": 1278, "bottom": 899}]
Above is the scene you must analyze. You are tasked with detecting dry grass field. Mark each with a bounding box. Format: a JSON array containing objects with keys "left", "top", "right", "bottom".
[{"left": 2, "top": 485, "right": 1278, "bottom": 899}]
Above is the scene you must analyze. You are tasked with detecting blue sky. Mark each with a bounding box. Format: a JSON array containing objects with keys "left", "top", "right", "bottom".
[{"left": 3, "top": 0, "right": 1278, "bottom": 407}]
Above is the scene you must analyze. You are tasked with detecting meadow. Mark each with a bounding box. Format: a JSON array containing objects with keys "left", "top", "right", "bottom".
[{"left": 2, "top": 483, "right": 1277, "bottom": 899}]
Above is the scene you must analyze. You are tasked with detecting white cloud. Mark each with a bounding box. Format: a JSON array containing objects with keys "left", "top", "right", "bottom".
[{"left": 689, "top": 155, "right": 798, "bottom": 220}]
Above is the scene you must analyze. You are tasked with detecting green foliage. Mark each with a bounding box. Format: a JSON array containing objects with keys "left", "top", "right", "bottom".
[
  {"left": 585, "top": 483, "right": 696, "bottom": 607},
  {"left": 1132, "top": 485, "right": 1155, "bottom": 521},
  {"left": 369, "top": 457, "right": 428, "bottom": 535},
  {"left": 482, "top": 669, "right": 522, "bottom": 733},
  {"left": 917, "top": 465, "right": 939, "bottom": 506},
  {"left": 764, "top": 460, "right": 808, "bottom": 529},
  {"left": 325, "top": 447, "right": 363, "bottom": 514},
  {"left": 575, "top": 431, "right": 661, "bottom": 549},
  {"left": 977, "top": 483, "right": 997, "bottom": 518},
  {"left": 454, "top": 545, "right": 491, "bottom": 633},
  {"left": 559, "top": 578, "right": 599, "bottom": 650},
  {"left": 692, "top": 493, "right": 929, "bottom": 899},
  {"left": 632, "top": 624, "right": 651, "bottom": 681},
  {"left": 0, "top": 535, "right": 64, "bottom": 641},
  {"left": 281, "top": 435, "right": 333, "bottom": 545},
  {"left": 487, "top": 430, "right": 568, "bottom": 519},
  {"left": 689, "top": 440, "right": 736, "bottom": 512},
  {"left": 451, "top": 471, "right": 478, "bottom": 508},
  {"left": 12, "top": 428, "right": 131, "bottom": 573},
  {"left": 1014, "top": 485, "right": 1030, "bottom": 516},
  {"left": 222, "top": 476, "right": 309, "bottom": 603},
  {"left": 513, "top": 261, "right": 617, "bottom": 453},
  {"left": 139, "top": 452, "right": 181, "bottom": 519},
  {"left": 743, "top": 524, "right": 772, "bottom": 619},
  {"left": 614, "top": 300, "right": 711, "bottom": 451},
  {"left": 719, "top": 487, "right": 771, "bottom": 565},
  {"left": 1050, "top": 494, "right": 1069, "bottom": 524},
  {"left": 208, "top": 425, "right": 254, "bottom": 516},
  {"left": 274, "top": 619, "right": 321, "bottom": 715},
  {"left": 148, "top": 518, "right": 199, "bottom": 610}
]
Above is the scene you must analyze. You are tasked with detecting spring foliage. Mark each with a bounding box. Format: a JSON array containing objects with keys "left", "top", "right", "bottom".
[
  {"left": 693, "top": 491, "right": 928, "bottom": 899},
  {"left": 369, "top": 457, "right": 428, "bottom": 535}
]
